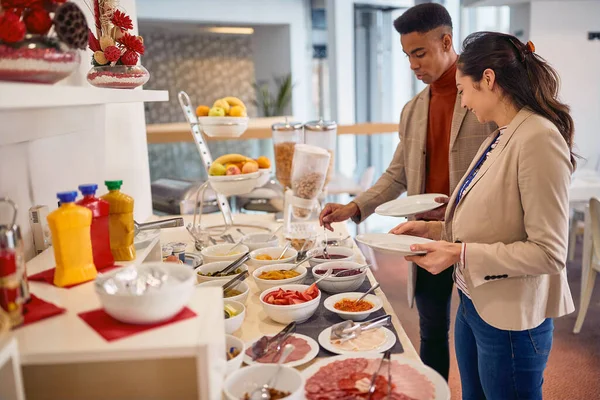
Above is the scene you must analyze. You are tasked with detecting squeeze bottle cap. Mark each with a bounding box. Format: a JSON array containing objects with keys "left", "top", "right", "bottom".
[
  {"left": 57, "top": 191, "right": 77, "bottom": 204},
  {"left": 78, "top": 184, "right": 98, "bottom": 196},
  {"left": 105, "top": 180, "right": 123, "bottom": 191}
]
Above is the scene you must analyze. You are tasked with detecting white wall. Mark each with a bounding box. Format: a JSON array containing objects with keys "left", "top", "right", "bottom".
[
  {"left": 529, "top": 0, "right": 600, "bottom": 168},
  {"left": 137, "top": 0, "right": 313, "bottom": 120}
]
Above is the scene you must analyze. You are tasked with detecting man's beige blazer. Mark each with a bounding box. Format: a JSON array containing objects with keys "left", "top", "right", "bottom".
[
  {"left": 353, "top": 87, "right": 494, "bottom": 306},
  {"left": 444, "top": 108, "right": 575, "bottom": 330}
]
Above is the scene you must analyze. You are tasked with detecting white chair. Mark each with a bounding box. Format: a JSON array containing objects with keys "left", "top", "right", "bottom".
[{"left": 573, "top": 197, "right": 600, "bottom": 333}]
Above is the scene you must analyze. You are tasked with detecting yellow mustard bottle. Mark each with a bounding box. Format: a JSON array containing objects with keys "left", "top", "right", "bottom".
[
  {"left": 47, "top": 191, "right": 97, "bottom": 287},
  {"left": 101, "top": 180, "right": 135, "bottom": 261}
]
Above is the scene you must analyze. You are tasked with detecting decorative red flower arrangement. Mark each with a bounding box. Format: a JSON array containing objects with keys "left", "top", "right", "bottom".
[
  {"left": 0, "top": 0, "right": 88, "bottom": 83},
  {"left": 86, "top": 1, "right": 149, "bottom": 89}
]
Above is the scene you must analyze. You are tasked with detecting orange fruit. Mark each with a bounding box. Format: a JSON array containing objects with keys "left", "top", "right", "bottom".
[
  {"left": 196, "top": 105, "right": 210, "bottom": 117},
  {"left": 256, "top": 156, "right": 271, "bottom": 169},
  {"left": 229, "top": 105, "right": 247, "bottom": 117}
]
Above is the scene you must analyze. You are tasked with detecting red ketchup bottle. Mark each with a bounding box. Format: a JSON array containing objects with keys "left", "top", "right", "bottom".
[{"left": 76, "top": 184, "right": 114, "bottom": 269}]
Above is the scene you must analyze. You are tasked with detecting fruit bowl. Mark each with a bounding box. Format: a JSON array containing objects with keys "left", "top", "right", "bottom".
[
  {"left": 257, "top": 168, "right": 272, "bottom": 187},
  {"left": 208, "top": 171, "right": 260, "bottom": 196},
  {"left": 198, "top": 116, "right": 249, "bottom": 138}
]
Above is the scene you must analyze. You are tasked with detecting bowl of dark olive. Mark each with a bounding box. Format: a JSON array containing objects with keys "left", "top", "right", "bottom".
[
  {"left": 311, "top": 261, "right": 367, "bottom": 293},
  {"left": 195, "top": 261, "right": 249, "bottom": 284},
  {"left": 308, "top": 246, "right": 355, "bottom": 268}
]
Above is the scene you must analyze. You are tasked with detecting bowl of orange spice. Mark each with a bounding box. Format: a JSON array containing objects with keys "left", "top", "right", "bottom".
[{"left": 324, "top": 292, "right": 383, "bottom": 321}]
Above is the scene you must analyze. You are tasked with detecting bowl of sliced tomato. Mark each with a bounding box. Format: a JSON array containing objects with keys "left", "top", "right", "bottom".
[{"left": 259, "top": 284, "right": 321, "bottom": 324}]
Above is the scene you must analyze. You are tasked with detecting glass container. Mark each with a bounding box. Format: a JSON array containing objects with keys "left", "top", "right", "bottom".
[
  {"left": 272, "top": 121, "right": 304, "bottom": 189},
  {"left": 303, "top": 120, "right": 337, "bottom": 186}
]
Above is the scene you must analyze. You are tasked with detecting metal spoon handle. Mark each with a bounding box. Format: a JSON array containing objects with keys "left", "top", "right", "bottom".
[
  {"left": 136, "top": 217, "right": 184, "bottom": 231},
  {"left": 313, "top": 269, "right": 333, "bottom": 285},
  {"left": 216, "top": 252, "right": 250, "bottom": 276},
  {"left": 277, "top": 241, "right": 291, "bottom": 260},
  {"left": 268, "top": 344, "right": 295, "bottom": 387},
  {"left": 356, "top": 282, "right": 380, "bottom": 304},
  {"left": 268, "top": 225, "right": 283, "bottom": 241},
  {"left": 289, "top": 255, "right": 315, "bottom": 271},
  {"left": 222, "top": 270, "right": 249, "bottom": 292}
]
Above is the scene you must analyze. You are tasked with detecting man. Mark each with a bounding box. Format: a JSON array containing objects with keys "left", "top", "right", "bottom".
[{"left": 319, "top": 3, "right": 495, "bottom": 380}]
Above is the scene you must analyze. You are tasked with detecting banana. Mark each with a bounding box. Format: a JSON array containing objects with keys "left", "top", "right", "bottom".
[
  {"left": 222, "top": 96, "right": 246, "bottom": 110},
  {"left": 213, "top": 153, "right": 251, "bottom": 165}
]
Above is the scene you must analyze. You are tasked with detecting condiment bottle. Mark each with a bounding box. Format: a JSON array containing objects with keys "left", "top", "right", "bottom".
[
  {"left": 0, "top": 198, "right": 24, "bottom": 328},
  {"left": 101, "top": 180, "right": 135, "bottom": 261},
  {"left": 47, "top": 192, "right": 97, "bottom": 287},
  {"left": 272, "top": 121, "right": 304, "bottom": 189},
  {"left": 76, "top": 184, "right": 114, "bottom": 269}
]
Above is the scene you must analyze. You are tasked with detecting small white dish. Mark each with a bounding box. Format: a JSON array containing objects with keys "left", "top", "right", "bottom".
[
  {"left": 208, "top": 171, "right": 260, "bottom": 196},
  {"left": 224, "top": 363, "right": 305, "bottom": 400},
  {"left": 243, "top": 333, "right": 319, "bottom": 367},
  {"left": 323, "top": 292, "right": 383, "bottom": 321},
  {"left": 259, "top": 284, "right": 320, "bottom": 324},
  {"left": 200, "top": 243, "right": 250, "bottom": 264},
  {"left": 195, "top": 261, "right": 249, "bottom": 284},
  {"left": 355, "top": 233, "right": 432, "bottom": 256},
  {"left": 253, "top": 263, "right": 308, "bottom": 292},
  {"left": 375, "top": 193, "right": 448, "bottom": 217},
  {"left": 317, "top": 326, "right": 396, "bottom": 355},
  {"left": 225, "top": 334, "right": 245, "bottom": 376},
  {"left": 197, "top": 279, "right": 250, "bottom": 304},
  {"left": 311, "top": 261, "right": 367, "bottom": 294},
  {"left": 224, "top": 300, "right": 245, "bottom": 334},
  {"left": 249, "top": 246, "right": 298, "bottom": 268},
  {"left": 242, "top": 232, "right": 279, "bottom": 252},
  {"left": 308, "top": 246, "right": 355, "bottom": 267},
  {"left": 198, "top": 116, "right": 249, "bottom": 138}
]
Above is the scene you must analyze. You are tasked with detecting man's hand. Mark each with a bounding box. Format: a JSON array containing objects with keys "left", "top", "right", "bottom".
[
  {"left": 320, "top": 202, "right": 360, "bottom": 232},
  {"left": 414, "top": 196, "right": 449, "bottom": 221},
  {"left": 389, "top": 220, "right": 443, "bottom": 241}
]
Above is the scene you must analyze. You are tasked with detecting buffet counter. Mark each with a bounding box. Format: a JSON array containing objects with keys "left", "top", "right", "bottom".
[{"left": 15, "top": 213, "right": 417, "bottom": 400}]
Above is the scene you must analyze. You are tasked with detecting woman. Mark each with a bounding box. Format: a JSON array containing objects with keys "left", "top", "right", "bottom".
[{"left": 391, "top": 32, "right": 575, "bottom": 400}]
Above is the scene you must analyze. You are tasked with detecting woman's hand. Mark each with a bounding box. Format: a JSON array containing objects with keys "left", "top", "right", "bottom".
[
  {"left": 389, "top": 221, "right": 443, "bottom": 240},
  {"left": 405, "top": 241, "right": 462, "bottom": 275}
]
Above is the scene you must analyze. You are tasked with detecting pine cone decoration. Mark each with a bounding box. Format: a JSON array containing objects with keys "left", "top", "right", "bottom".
[{"left": 53, "top": 2, "right": 88, "bottom": 49}]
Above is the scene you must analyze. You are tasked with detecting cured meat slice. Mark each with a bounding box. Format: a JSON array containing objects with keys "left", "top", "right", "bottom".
[{"left": 245, "top": 335, "right": 311, "bottom": 363}]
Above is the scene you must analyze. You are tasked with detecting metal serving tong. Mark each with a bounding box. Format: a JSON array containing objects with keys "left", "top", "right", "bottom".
[
  {"left": 250, "top": 321, "right": 297, "bottom": 361},
  {"left": 221, "top": 270, "right": 249, "bottom": 293},
  {"left": 134, "top": 217, "right": 184, "bottom": 237},
  {"left": 330, "top": 314, "right": 392, "bottom": 342},
  {"left": 367, "top": 350, "right": 392, "bottom": 400},
  {"left": 213, "top": 252, "right": 250, "bottom": 276}
]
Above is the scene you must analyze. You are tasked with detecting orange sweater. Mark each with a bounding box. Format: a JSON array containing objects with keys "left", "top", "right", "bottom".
[{"left": 424, "top": 63, "right": 457, "bottom": 196}]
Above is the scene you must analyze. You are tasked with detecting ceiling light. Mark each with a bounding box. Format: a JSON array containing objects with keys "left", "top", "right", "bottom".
[{"left": 203, "top": 27, "right": 254, "bottom": 35}]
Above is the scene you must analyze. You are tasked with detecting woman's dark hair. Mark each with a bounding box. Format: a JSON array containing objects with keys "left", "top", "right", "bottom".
[
  {"left": 458, "top": 32, "right": 576, "bottom": 167},
  {"left": 393, "top": 3, "right": 452, "bottom": 35}
]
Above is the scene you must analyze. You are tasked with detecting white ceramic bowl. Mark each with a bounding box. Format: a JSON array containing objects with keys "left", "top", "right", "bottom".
[
  {"left": 323, "top": 292, "right": 383, "bottom": 321},
  {"left": 224, "top": 363, "right": 304, "bottom": 400},
  {"left": 198, "top": 116, "right": 249, "bottom": 138},
  {"left": 95, "top": 263, "right": 195, "bottom": 324},
  {"left": 253, "top": 263, "right": 308, "bottom": 292},
  {"left": 224, "top": 300, "right": 246, "bottom": 334},
  {"left": 308, "top": 246, "right": 356, "bottom": 268},
  {"left": 225, "top": 334, "right": 245, "bottom": 377},
  {"left": 249, "top": 246, "right": 298, "bottom": 268},
  {"left": 259, "top": 284, "right": 321, "bottom": 324},
  {"left": 208, "top": 171, "right": 260, "bottom": 196},
  {"left": 197, "top": 279, "right": 250, "bottom": 304},
  {"left": 200, "top": 243, "right": 250, "bottom": 264},
  {"left": 257, "top": 168, "right": 272, "bottom": 187},
  {"left": 311, "top": 261, "right": 367, "bottom": 294},
  {"left": 242, "top": 232, "right": 279, "bottom": 252},
  {"left": 195, "top": 261, "right": 248, "bottom": 283}
]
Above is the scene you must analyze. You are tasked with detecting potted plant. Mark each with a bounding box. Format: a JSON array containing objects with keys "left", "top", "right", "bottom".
[
  {"left": 0, "top": 0, "right": 88, "bottom": 84},
  {"left": 86, "top": 0, "right": 148, "bottom": 89},
  {"left": 253, "top": 73, "right": 293, "bottom": 117}
]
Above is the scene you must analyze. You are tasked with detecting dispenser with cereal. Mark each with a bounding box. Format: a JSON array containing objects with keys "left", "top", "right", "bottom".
[
  {"left": 303, "top": 120, "right": 337, "bottom": 187},
  {"left": 272, "top": 121, "right": 304, "bottom": 189},
  {"left": 289, "top": 144, "right": 331, "bottom": 220}
]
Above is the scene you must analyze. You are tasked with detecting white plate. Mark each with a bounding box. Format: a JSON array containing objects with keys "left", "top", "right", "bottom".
[
  {"left": 375, "top": 193, "right": 448, "bottom": 217},
  {"left": 317, "top": 326, "right": 396, "bottom": 355},
  {"left": 243, "top": 333, "right": 319, "bottom": 368},
  {"left": 302, "top": 353, "right": 450, "bottom": 400},
  {"left": 356, "top": 233, "right": 432, "bottom": 256}
]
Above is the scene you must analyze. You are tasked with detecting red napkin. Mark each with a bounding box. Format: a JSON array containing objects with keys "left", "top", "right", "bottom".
[
  {"left": 78, "top": 307, "right": 197, "bottom": 342},
  {"left": 28, "top": 264, "right": 120, "bottom": 288},
  {"left": 22, "top": 294, "right": 66, "bottom": 327}
]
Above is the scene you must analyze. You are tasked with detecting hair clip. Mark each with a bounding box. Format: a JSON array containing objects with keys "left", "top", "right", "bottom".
[{"left": 526, "top": 41, "right": 535, "bottom": 54}]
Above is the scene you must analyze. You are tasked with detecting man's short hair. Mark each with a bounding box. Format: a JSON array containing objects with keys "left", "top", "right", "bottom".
[{"left": 393, "top": 3, "right": 453, "bottom": 35}]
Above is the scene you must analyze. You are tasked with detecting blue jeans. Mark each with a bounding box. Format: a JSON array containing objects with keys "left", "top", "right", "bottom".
[
  {"left": 454, "top": 291, "right": 554, "bottom": 400},
  {"left": 455, "top": 291, "right": 553, "bottom": 400}
]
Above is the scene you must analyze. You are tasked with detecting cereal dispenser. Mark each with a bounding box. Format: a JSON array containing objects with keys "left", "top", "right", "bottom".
[
  {"left": 283, "top": 144, "right": 331, "bottom": 230},
  {"left": 303, "top": 119, "right": 337, "bottom": 187},
  {"left": 272, "top": 121, "right": 304, "bottom": 189}
]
